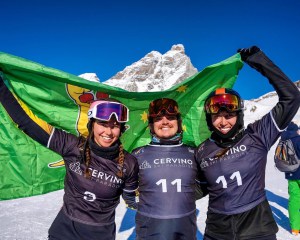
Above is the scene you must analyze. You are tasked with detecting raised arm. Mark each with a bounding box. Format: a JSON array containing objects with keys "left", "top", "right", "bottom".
[
  {"left": 238, "top": 46, "right": 300, "bottom": 130},
  {"left": 0, "top": 75, "right": 52, "bottom": 146}
]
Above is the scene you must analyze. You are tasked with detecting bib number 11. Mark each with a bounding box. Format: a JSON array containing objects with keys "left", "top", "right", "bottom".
[
  {"left": 216, "top": 171, "right": 242, "bottom": 188},
  {"left": 156, "top": 179, "right": 182, "bottom": 193}
]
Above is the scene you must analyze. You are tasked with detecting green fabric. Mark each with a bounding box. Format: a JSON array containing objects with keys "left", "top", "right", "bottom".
[
  {"left": 288, "top": 180, "right": 300, "bottom": 230},
  {"left": 0, "top": 52, "right": 243, "bottom": 200}
]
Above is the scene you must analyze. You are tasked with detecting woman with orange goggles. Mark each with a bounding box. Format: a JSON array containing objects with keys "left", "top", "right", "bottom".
[
  {"left": 196, "top": 46, "right": 300, "bottom": 240},
  {"left": 204, "top": 89, "right": 243, "bottom": 114}
]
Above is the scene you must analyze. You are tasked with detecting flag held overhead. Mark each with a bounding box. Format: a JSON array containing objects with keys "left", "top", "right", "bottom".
[{"left": 0, "top": 52, "right": 243, "bottom": 200}]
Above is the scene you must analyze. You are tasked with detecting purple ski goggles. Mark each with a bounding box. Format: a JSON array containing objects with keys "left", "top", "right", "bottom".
[{"left": 88, "top": 101, "right": 129, "bottom": 123}]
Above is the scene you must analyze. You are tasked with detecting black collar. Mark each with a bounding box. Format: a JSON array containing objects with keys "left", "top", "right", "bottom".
[
  {"left": 210, "top": 129, "right": 244, "bottom": 148},
  {"left": 89, "top": 138, "right": 120, "bottom": 160}
]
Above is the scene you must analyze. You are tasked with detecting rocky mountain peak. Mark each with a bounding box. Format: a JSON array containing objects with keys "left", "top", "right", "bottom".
[{"left": 103, "top": 44, "right": 198, "bottom": 92}]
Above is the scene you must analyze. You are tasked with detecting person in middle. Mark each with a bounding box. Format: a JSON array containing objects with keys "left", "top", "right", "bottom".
[{"left": 132, "top": 98, "right": 207, "bottom": 240}]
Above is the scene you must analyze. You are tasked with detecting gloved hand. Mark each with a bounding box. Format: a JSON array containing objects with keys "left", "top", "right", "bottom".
[
  {"left": 237, "top": 46, "right": 260, "bottom": 61},
  {"left": 122, "top": 190, "right": 139, "bottom": 210}
]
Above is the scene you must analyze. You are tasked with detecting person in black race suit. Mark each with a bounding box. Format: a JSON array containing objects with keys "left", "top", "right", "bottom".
[
  {"left": 0, "top": 76, "right": 139, "bottom": 240},
  {"left": 196, "top": 46, "right": 300, "bottom": 240},
  {"left": 132, "top": 98, "right": 207, "bottom": 240}
]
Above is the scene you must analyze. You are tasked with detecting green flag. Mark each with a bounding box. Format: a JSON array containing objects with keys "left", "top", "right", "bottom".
[{"left": 0, "top": 52, "right": 243, "bottom": 200}]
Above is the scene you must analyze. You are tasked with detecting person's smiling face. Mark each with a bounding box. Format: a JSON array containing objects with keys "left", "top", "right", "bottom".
[
  {"left": 211, "top": 111, "right": 237, "bottom": 135},
  {"left": 152, "top": 115, "right": 178, "bottom": 139},
  {"left": 92, "top": 116, "right": 121, "bottom": 147}
]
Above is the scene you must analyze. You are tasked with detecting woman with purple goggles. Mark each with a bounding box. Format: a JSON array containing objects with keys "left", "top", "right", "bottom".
[{"left": 0, "top": 78, "right": 139, "bottom": 240}]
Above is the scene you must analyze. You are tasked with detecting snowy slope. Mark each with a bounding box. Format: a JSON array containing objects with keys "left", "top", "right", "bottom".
[{"left": 1, "top": 89, "right": 299, "bottom": 240}]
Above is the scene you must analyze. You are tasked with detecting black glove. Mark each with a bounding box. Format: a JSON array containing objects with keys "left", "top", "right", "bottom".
[
  {"left": 122, "top": 190, "right": 138, "bottom": 210},
  {"left": 237, "top": 46, "right": 260, "bottom": 61}
]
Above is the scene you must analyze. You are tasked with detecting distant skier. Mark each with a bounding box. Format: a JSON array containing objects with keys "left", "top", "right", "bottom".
[
  {"left": 132, "top": 98, "right": 207, "bottom": 240},
  {"left": 196, "top": 46, "right": 300, "bottom": 240},
  {"left": 280, "top": 121, "right": 300, "bottom": 236}
]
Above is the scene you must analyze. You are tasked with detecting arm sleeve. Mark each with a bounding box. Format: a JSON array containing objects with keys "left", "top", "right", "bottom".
[
  {"left": 122, "top": 189, "right": 139, "bottom": 210},
  {"left": 195, "top": 179, "right": 208, "bottom": 200},
  {"left": 122, "top": 153, "right": 139, "bottom": 209},
  {"left": 0, "top": 76, "right": 51, "bottom": 146},
  {"left": 244, "top": 51, "right": 300, "bottom": 130},
  {"left": 195, "top": 164, "right": 209, "bottom": 200},
  {"left": 123, "top": 153, "right": 139, "bottom": 191}
]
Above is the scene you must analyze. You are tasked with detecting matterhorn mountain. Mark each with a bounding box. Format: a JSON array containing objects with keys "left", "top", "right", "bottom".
[
  {"left": 105, "top": 44, "right": 198, "bottom": 92},
  {"left": 80, "top": 44, "right": 198, "bottom": 92}
]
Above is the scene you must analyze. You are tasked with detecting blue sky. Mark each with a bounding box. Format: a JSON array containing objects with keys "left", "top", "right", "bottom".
[{"left": 1, "top": 0, "right": 299, "bottom": 100}]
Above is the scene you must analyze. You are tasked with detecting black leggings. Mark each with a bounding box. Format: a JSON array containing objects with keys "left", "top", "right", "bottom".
[
  {"left": 135, "top": 211, "right": 197, "bottom": 240},
  {"left": 48, "top": 209, "right": 116, "bottom": 240},
  {"left": 204, "top": 200, "right": 278, "bottom": 240}
]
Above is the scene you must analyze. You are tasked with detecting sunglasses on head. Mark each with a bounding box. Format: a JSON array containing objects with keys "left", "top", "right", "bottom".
[
  {"left": 205, "top": 94, "right": 242, "bottom": 114},
  {"left": 88, "top": 102, "right": 129, "bottom": 123}
]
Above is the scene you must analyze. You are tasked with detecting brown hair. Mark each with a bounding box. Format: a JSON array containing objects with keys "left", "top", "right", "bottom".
[
  {"left": 84, "top": 137, "right": 92, "bottom": 178},
  {"left": 117, "top": 144, "right": 124, "bottom": 178}
]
